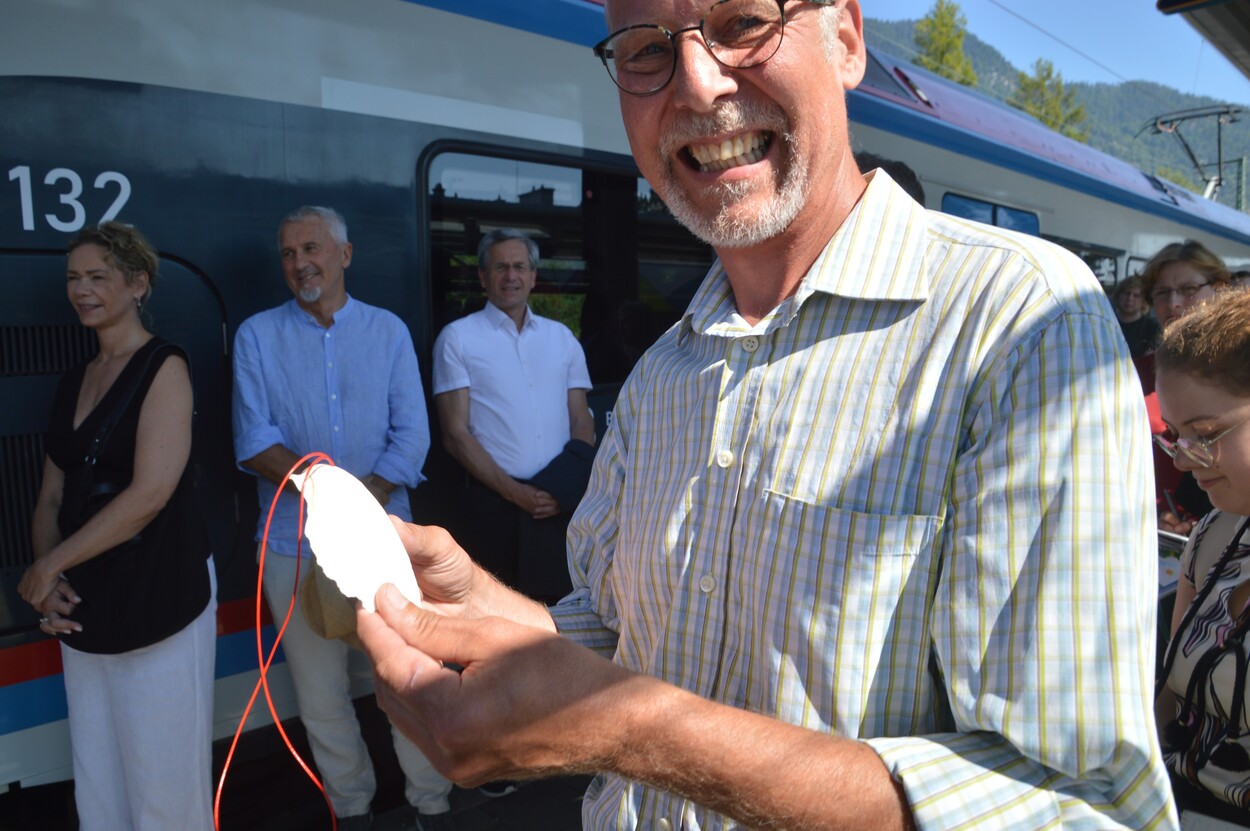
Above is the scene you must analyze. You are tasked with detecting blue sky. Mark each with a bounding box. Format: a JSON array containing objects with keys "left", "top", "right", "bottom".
[{"left": 867, "top": 0, "right": 1250, "bottom": 107}]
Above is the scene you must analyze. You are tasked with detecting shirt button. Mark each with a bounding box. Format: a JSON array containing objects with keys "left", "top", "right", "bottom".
[
  {"left": 333, "top": 426, "right": 340, "bottom": 432},
  {"left": 331, "top": 394, "right": 337, "bottom": 400},
  {"left": 698, "top": 575, "right": 716, "bottom": 594},
  {"left": 657, "top": 820, "right": 672, "bottom": 831},
  {"left": 741, "top": 335, "right": 759, "bottom": 353},
  {"left": 326, "top": 362, "right": 333, "bottom": 368},
  {"left": 715, "top": 450, "right": 734, "bottom": 468}
]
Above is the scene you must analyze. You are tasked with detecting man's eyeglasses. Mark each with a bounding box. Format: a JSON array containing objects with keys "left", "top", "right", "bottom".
[
  {"left": 593, "top": 0, "right": 837, "bottom": 96},
  {"left": 1151, "top": 282, "right": 1210, "bottom": 303},
  {"left": 488, "top": 261, "right": 535, "bottom": 275},
  {"left": 1154, "top": 418, "right": 1247, "bottom": 468}
]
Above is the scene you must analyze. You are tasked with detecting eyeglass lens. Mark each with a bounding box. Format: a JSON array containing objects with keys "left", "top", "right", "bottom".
[
  {"left": 601, "top": 0, "right": 787, "bottom": 94},
  {"left": 1152, "top": 283, "right": 1209, "bottom": 302},
  {"left": 1154, "top": 435, "right": 1213, "bottom": 467}
]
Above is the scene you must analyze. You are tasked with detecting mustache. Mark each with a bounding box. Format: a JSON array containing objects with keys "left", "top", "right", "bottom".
[{"left": 658, "top": 100, "right": 790, "bottom": 159}]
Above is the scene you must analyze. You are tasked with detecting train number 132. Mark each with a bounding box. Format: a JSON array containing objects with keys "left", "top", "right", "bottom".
[{"left": 7, "top": 165, "right": 132, "bottom": 232}]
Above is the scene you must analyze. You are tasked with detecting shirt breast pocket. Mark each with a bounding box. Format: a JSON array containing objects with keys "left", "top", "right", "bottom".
[{"left": 743, "top": 493, "right": 944, "bottom": 730}]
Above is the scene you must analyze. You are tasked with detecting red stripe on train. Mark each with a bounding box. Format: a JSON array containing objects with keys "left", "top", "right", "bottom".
[{"left": 3, "top": 596, "right": 272, "bottom": 687}]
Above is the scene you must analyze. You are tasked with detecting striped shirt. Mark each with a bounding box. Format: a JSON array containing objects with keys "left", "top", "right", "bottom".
[{"left": 551, "top": 173, "right": 1175, "bottom": 829}]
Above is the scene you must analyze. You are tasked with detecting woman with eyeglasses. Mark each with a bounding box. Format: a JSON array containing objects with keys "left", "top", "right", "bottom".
[
  {"left": 1154, "top": 287, "right": 1250, "bottom": 824},
  {"left": 1135, "top": 240, "right": 1231, "bottom": 534}
]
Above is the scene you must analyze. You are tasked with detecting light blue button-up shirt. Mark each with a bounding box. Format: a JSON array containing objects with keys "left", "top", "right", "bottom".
[{"left": 232, "top": 296, "right": 429, "bottom": 557}]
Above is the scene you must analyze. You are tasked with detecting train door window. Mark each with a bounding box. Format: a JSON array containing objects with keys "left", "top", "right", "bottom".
[
  {"left": 941, "top": 193, "right": 992, "bottom": 225},
  {"left": 426, "top": 152, "right": 712, "bottom": 388},
  {"left": 941, "top": 192, "right": 1040, "bottom": 236},
  {"left": 995, "top": 206, "right": 1040, "bottom": 236}
]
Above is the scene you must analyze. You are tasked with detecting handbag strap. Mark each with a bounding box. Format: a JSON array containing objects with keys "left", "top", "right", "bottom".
[{"left": 83, "top": 340, "right": 177, "bottom": 466}]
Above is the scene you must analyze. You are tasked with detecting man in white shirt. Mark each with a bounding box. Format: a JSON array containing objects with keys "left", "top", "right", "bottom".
[{"left": 432, "top": 228, "right": 595, "bottom": 602}]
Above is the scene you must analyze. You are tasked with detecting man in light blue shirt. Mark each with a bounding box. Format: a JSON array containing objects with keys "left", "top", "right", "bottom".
[{"left": 232, "top": 206, "right": 452, "bottom": 831}]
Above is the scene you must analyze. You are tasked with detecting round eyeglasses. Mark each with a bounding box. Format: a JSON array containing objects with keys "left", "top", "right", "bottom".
[
  {"left": 593, "top": 0, "right": 838, "bottom": 96},
  {"left": 1154, "top": 417, "right": 1248, "bottom": 468}
]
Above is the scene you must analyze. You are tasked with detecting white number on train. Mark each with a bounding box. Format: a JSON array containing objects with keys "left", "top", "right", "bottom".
[{"left": 7, "top": 165, "right": 132, "bottom": 232}]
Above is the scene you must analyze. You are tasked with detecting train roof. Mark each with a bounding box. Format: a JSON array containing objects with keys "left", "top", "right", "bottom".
[
  {"left": 851, "top": 49, "right": 1250, "bottom": 246},
  {"left": 414, "top": 0, "right": 1250, "bottom": 246}
]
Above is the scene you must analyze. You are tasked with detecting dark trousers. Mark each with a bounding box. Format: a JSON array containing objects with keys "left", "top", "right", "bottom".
[{"left": 465, "top": 479, "right": 572, "bottom": 605}]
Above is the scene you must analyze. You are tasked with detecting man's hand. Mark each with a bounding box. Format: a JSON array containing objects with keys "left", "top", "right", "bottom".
[
  {"left": 508, "top": 483, "right": 560, "bottom": 519},
  {"left": 388, "top": 518, "right": 556, "bottom": 630},
  {"left": 357, "top": 583, "right": 637, "bottom": 785},
  {"left": 361, "top": 473, "right": 396, "bottom": 507}
]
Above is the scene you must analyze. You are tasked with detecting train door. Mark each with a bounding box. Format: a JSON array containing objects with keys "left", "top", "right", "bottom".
[{"left": 418, "top": 147, "right": 715, "bottom": 532}]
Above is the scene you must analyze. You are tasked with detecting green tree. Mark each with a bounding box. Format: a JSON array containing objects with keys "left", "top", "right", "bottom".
[
  {"left": 914, "top": 0, "right": 978, "bottom": 87},
  {"left": 1155, "top": 166, "right": 1200, "bottom": 193},
  {"left": 1009, "top": 58, "right": 1089, "bottom": 142}
]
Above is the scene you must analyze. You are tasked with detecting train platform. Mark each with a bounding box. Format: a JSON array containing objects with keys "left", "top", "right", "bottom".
[{"left": 0, "top": 696, "right": 590, "bottom": 831}]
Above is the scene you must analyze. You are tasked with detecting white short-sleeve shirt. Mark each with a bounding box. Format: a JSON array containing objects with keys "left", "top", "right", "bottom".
[{"left": 432, "top": 302, "right": 591, "bottom": 479}]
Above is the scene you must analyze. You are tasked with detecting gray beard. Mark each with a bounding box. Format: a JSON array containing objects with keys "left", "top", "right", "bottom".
[
  {"left": 662, "top": 153, "right": 808, "bottom": 248},
  {"left": 298, "top": 286, "right": 322, "bottom": 303},
  {"left": 654, "top": 101, "right": 808, "bottom": 248}
]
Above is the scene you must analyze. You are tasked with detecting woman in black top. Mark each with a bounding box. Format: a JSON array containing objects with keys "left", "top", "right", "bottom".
[{"left": 18, "top": 222, "right": 214, "bottom": 831}]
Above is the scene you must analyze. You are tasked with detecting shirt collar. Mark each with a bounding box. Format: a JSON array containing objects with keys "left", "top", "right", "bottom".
[
  {"left": 286, "top": 293, "right": 357, "bottom": 328},
  {"left": 483, "top": 300, "right": 534, "bottom": 332},
  {"left": 679, "top": 172, "right": 931, "bottom": 342}
]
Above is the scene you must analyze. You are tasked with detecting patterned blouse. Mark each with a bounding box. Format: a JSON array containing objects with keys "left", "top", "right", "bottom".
[{"left": 1165, "top": 510, "right": 1250, "bottom": 810}]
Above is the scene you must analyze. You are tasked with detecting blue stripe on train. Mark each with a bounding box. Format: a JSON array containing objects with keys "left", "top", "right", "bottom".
[
  {"left": 401, "top": 0, "right": 608, "bottom": 47},
  {"left": 0, "top": 627, "right": 286, "bottom": 735}
]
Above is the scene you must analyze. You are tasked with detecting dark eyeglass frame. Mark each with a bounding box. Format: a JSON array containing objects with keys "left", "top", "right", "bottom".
[
  {"left": 1153, "top": 417, "right": 1248, "bottom": 468},
  {"left": 1149, "top": 281, "right": 1211, "bottom": 304},
  {"left": 593, "top": 0, "right": 838, "bottom": 96}
]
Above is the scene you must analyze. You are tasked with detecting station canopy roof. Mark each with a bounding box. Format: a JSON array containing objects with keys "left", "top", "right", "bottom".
[{"left": 1159, "top": 0, "right": 1250, "bottom": 83}]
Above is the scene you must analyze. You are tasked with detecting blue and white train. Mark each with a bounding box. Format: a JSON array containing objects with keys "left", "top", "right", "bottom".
[{"left": 2, "top": 0, "right": 1247, "bottom": 790}]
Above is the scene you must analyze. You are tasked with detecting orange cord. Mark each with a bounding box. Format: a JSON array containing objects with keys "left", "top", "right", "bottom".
[{"left": 214, "top": 452, "right": 338, "bottom": 830}]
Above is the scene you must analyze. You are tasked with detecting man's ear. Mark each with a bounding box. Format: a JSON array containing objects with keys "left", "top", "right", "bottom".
[{"left": 836, "top": 0, "right": 867, "bottom": 91}]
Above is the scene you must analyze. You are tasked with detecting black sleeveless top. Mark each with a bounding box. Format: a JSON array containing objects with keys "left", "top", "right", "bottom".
[{"left": 47, "top": 337, "right": 211, "bottom": 654}]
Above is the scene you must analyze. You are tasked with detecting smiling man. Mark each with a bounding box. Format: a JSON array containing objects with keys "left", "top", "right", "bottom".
[
  {"left": 432, "top": 229, "right": 595, "bottom": 603},
  {"left": 232, "top": 206, "right": 456, "bottom": 831},
  {"left": 358, "top": 2, "right": 1175, "bottom": 829}
]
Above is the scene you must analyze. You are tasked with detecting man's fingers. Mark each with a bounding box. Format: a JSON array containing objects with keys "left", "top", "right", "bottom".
[
  {"left": 369, "top": 583, "right": 480, "bottom": 667},
  {"left": 356, "top": 595, "right": 450, "bottom": 694}
]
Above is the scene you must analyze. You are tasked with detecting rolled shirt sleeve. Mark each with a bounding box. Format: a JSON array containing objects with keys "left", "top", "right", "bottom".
[
  {"left": 232, "top": 316, "right": 289, "bottom": 467},
  {"left": 373, "top": 326, "right": 429, "bottom": 490}
]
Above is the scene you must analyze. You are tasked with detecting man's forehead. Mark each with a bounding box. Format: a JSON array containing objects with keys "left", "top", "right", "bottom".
[
  {"left": 605, "top": 0, "right": 705, "bottom": 29},
  {"left": 281, "top": 219, "right": 330, "bottom": 244},
  {"left": 487, "top": 238, "right": 531, "bottom": 261}
]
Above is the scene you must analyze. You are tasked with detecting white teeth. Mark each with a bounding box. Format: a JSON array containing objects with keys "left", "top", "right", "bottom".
[{"left": 687, "top": 132, "right": 768, "bottom": 172}]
